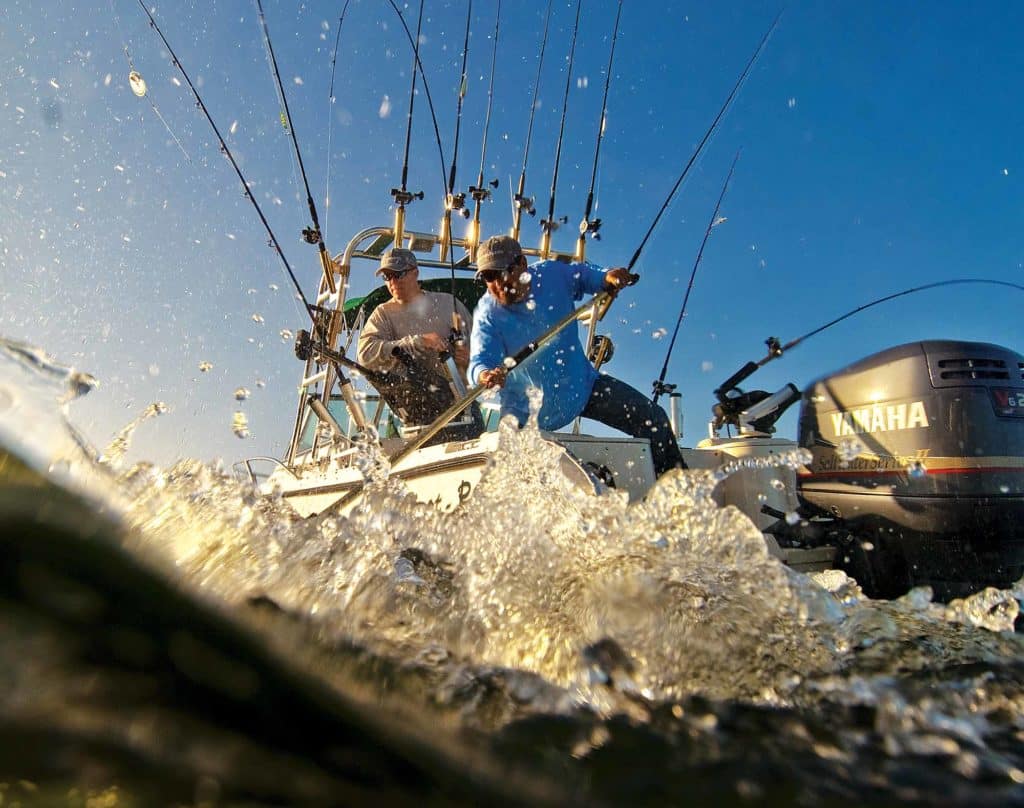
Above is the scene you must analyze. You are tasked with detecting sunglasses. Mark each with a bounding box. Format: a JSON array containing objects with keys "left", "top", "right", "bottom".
[
  {"left": 478, "top": 264, "right": 519, "bottom": 284},
  {"left": 381, "top": 269, "right": 412, "bottom": 281}
]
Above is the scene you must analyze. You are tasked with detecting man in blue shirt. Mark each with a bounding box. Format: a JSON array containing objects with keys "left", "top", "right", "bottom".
[{"left": 469, "top": 235, "right": 685, "bottom": 476}]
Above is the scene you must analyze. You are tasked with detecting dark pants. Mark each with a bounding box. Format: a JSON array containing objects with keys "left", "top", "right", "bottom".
[{"left": 581, "top": 375, "right": 686, "bottom": 476}]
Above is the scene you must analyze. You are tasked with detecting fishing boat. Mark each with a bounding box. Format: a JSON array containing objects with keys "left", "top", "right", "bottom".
[{"left": 130, "top": 0, "right": 1024, "bottom": 600}]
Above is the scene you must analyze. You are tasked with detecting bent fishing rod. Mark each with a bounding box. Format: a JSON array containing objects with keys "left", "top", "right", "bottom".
[
  {"left": 652, "top": 149, "right": 740, "bottom": 405},
  {"left": 466, "top": 0, "right": 502, "bottom": 259},
  {"left": 330, "top": 290, "right": 617, "bottom": 512},
  {"left": 575, "top": 0, "right": 623, "bottom": 262},
  {"left": 255, "top": 0, "right": 337, "bottom": 294},
  {"left": 133, "top": 0, "right": 318, "bottom": 329},
  {"left": 540, "top": 0, "right": 584, "bottom": 259},
  {"left": 715, "top": 278, "right": 1024, "bottom": 401},
  {"left": 511, "top": 0, "right": 554, "bottom": 243},
  {"left": 625, "top": 10, "right": 782, "bottom": 274}
]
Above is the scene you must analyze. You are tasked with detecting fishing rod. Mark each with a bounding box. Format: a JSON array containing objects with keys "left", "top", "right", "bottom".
[
  {"left": 323, "top": 0, "right": 353, "bottom": 243},
  {"left": 466, "top": 0, "right": 502, "bottom": 259},
  {"left": 626, "top": 10, "right": 782, "bottom": 274},
  {"left": 539, "top": 0, "right": 584, "bottom": 259},
  {"left": 511, "top": 0, "right": 554, "bottom": 243},
  {"left": 439, "top": 0, "right": 473, "bottom": 264},
  {"left": 651, "top": 149, "right": 740, "bottom": 406},
  {"left": 715, "top": 278, "right": 1024, "bottom": 402},
  {"left": 390, "top": 0, "right": 427, "bottom": 250},
  {"left": 255, "top": 0, "right": 337, "bottom": 295},
  {"left": 132, "top": 0, "right": 317, "bottom": 326},
  {"left": 440, "top": 0, "right": 473, "bottom": 384},
  {"left": 383, "top": 0, "right": 449, "bottom": 205},
  {"left": 575, "top": 0, "right": 623, "bottom": 262}
]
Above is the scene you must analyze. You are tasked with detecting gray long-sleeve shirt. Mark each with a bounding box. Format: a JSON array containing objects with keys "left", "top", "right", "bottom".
[{"left": 356, "top": 290, "right": 472, "bottom": 377}]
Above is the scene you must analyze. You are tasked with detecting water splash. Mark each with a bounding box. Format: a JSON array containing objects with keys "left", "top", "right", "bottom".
[{"left": 99, "top": 402, "right": 169, "bottom": 468}]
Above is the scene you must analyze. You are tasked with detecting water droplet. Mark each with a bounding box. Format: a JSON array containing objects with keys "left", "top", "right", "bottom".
[
  {"left": 525, "top": 299, "right": 536, "bottom": 311},
  {"left": 103, "top": 73, "right": 112, "bottom": 87},
  {"left": 999, "top": 484, "right": 1010, "bottom": 494},
  {"left": 251, "top": 313, "right": 264, "bottom": 324},
  {"left": 756, "top": 492, "right": 768, "bottom": 504},
  {"left": 518, "top": 271, "right": 532, "bottom": 284},
  {"left": 770, "top": 478, "right": 786, "bottom": 491},
  {"left": 652, "top": 327, "right": 667, "bottom": 340},
  {"left": 502, "top": 356, "right": 516, "bottom": 369},
  {"left": 293, "top": 76, "right": 304, "bottom": 86},
  {"left": 234, "top": 387, "right": 251, "bottom": 401},
  {"left": 785, "top": 510, "right": 801, "bottom": 525},
  {"left": 787, "top": 97, "right": 796, "bottom": 109},
  {"left": 701, "top": 360, "right": 714, "bottom": 372},
  {"left": 1003, "top": 168, "right": 1010, "bottom": 176},
  {"left": 279, "top": 329, "right": 293, "bottom": 341},
  {"left": 198, "top": 360, "right": 213, "bottom": 372},
  {"left": 576, "top": 76, "right": 589, "bottom": 89},
  {"left": 229, "top": 120, "right": 238, "bottom": 134},
  {"left": 232, "top": 411, "right": 250, "bottom": 438},
  {"left": 378, "top": 95, "right": 392, "bottom": 118},
  {"left": 148, "top": 364, "right": 159, "bottom": 377},
  {"left": 49, "top": 78, "right": 61, "bottom": 90}
]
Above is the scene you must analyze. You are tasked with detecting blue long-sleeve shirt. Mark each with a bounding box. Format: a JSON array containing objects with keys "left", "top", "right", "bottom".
[{"left": 469, "top": 259, "right": 607, "bottom": 430}]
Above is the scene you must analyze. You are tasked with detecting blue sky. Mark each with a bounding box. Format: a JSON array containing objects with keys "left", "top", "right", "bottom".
[{"left": 2, "top": 0, "right": 1023, "bottom": 465}]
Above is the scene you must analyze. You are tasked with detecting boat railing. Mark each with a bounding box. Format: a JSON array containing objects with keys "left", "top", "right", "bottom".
[{"left": 233, "top": 455, "right": 298, "bottom": 486}]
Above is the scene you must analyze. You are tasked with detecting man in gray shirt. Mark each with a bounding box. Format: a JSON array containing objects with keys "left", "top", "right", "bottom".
[{"left": 357, "top": 248, "right": 482, "bottom": 440}]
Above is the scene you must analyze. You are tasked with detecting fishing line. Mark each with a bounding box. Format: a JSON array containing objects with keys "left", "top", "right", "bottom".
[
  {"left": 132, "top": 0, "right": 316, "bottom": 321},
  {"left": 511, "top": 0, "right": 554, "bottom": 240},
  {"left": 540, "top": 0, "right": 584, "bottom": 255},
  {"left": 109, "top": 0, "right": 191, "bottom": 162},
  {"left": 652, "top": 149, "right": 740, "bottom": 404},
  {"left": 626, "top": 10, "right": 782, "bottom": 273},
  {"left": 578, "top": 0, "right": 622, "bottom": 252},
  {"left": 324, "top": 0, "right": 353, "bottom": 242}
]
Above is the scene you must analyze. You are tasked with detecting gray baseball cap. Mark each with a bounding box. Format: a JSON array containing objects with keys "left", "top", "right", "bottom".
[
  {"left": 475, "top": 235, "right": 524, "bottom": 277},
  {"left": 375, "top": 248, "right": 418, "bottom": 276}
]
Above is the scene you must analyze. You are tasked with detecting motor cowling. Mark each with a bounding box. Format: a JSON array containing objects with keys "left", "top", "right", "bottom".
[{"left": 796, "top": 339, "right": 1024, "bottom": 596}]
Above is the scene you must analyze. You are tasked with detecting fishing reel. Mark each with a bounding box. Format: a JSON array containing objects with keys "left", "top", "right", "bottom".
[
  {"left": 540, "top": 215, "right": 569, "bottom": 233},
  {"left": 468, "top": 178, "right": 499, "bottom": 202},
  {"left": 651, "top": 380, "right": 677, "bottom": 399},
  {"left": 447, "top": 192, "right": 470, "bottom": 219},
  {"left": 391, "top": 188, "right": 425, "bottom": 206},
  {"left": 294, "top": 329, "right": 313, "bottom": 362},
  {"left": 301, "top": 225, "right": 321, "bottom": 245},
  {"left": 589, "top": 334, "right": 614, "bottom": 366},
  {"left": 514, "top": 193, "right": 536, "bottom": 216},
  {"left": 579, "top": 217, "right": 603, "bottom": 241}
]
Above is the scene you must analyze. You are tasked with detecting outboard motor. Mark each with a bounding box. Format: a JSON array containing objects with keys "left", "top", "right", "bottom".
[{"left": 797, "top": 340, "right": 1024, "bottom": 598}]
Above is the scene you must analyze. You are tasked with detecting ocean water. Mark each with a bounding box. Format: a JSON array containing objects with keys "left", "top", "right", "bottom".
[{"left": 1, "top": 337, "right": 1023, "bottom": 807}]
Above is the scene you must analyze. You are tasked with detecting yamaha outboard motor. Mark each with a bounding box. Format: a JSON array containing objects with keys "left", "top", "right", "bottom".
[{"left": 797, "top": 340, "right": 1024, "bottom": 598}]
